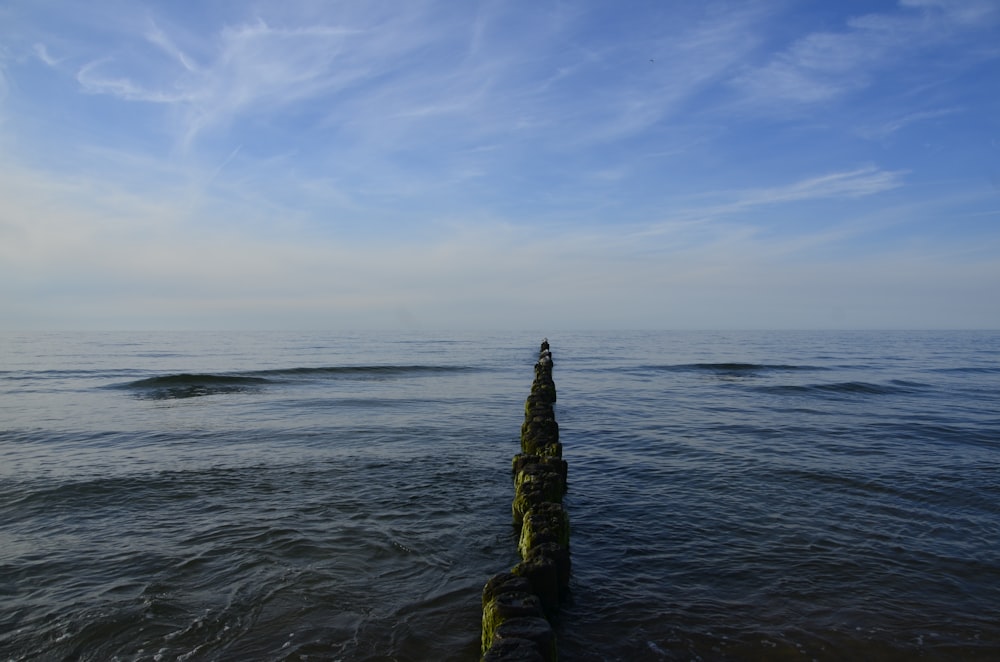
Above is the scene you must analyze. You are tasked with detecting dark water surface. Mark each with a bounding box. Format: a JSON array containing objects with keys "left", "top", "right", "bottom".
[{"left": 1, "top": 331, "right": 998, "bottom": 661}]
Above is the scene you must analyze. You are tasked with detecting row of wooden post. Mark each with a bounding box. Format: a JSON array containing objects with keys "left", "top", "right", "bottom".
[{"left": 480, "top": 339, "right": 569, "bottom": 661}]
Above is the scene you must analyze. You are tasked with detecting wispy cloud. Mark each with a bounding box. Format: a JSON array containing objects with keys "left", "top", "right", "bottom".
[
  {"left": 899, "top": 0, "right": 1000, "bottom": 25},
  {"left": 0, "top": 61, "right": 7, "bottom": 105},
  {"left": 673, "top": 166, "right": 907, "bottom": 222},
  {"left": 77, "top": 57, "right": 186, "bottom": 102},
  {"left": 724, "top": 166, "right": 906, "bottom": 208},
  {"left": 144, "top": 23, "right": 198, "bottom": 73},
  {"left": 32, "top": 43, "right": 60, "bottom": 66},
  {"left": 856, "top": 107, "right": 963, "bottom": 140},
  {"left": 523, "top": 4, "right": 770, "bottom": 146},
  {"left": 629, "top": 166, "right": 909, "bottom": 264},
  {"left": 61, "top": 3, "right": 774, "bottom": 158},
  {"left": 0, "top": 155, "right": 993, "bottom": 330},
  {"left": 731, "top": 0, "right": 1000, "bottom": 107},
  {"left": 71, "top": 12, "right": 400, "bottom": 147},
  {"left": 1, "top": 1, "right": 998, "bottom": 329}
]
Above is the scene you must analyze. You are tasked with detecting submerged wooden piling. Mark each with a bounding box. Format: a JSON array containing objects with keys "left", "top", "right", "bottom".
[{"left": 481, "top": 339, "right": 569, "bottom": 661}]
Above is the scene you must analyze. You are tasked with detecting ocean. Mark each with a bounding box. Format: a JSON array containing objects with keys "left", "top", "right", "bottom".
[{"left": 1, "top": 330, "right": 998, "bottom": 661}]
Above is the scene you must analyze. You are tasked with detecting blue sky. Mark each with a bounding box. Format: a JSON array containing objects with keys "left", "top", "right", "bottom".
[{"left": 1, "top": 0, "right": 998, "bottom": 330}]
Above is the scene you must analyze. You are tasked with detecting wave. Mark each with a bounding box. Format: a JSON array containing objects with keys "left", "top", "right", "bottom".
[
  {"left": 127, "top": 374, "right": 271, "bottom": 388},
  {"left": 2, "top": 368, "right": 141, "bottom": 380},
  {"left": 931, "top": 366, "right": 1000, "bottom": 374},
  {"left": 252, "top": 365, "right": 477, "bottom": 378},
  {"left": 119, "top": 373, "right": 270, "bottom": 399},
  {"left": 635, "top": 362, "right": 828, "bottom": 375},
  {"left": 758, "top": 381, "right": 915, "bottom": 396},
  {"left": 113, "top": 365, "right": 477, "bottom": 399}
]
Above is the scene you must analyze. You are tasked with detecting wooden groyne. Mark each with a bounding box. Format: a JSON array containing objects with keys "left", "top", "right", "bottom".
[{"left": 481, "top": 339, "right": 569, "bottom": 661}]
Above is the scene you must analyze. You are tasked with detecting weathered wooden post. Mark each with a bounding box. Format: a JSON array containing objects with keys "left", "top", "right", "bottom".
[{"left": 481, "top": 339, "right": 569, "bottom": 661}]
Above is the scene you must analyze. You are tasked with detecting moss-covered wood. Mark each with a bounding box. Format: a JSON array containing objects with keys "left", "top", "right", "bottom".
[{"left": 481, "top": 339, "right": 570, "bottom": 661}]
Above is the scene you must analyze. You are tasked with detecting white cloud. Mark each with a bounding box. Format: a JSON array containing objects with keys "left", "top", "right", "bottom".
[
  {"left": 1, "top": 157, "right": 995, "bottom": 330},
  {"left": 625, "top": 166, "right": 911, "bottom": 269},
  {"left": 32, "top": 42, "right": 59, "bottom": 66},
  {"left": 144, "top": 23, "right": 199, "bottom": 73},
  {"left": 677, "top": 167, "right": 906, "bottom": 221},
  {"left": 733, "top": 25, "right": 897, "bottom": 104},
  {"left": 856, "top": 107, "right": 963, "bottom": 140},
  {"left": 71, "top": 13, "right": 398, "bottom": 147},
  {"left": 732, "top": 0, "right": 999, "bottom": 107},
  {"left": 542, "top": 5, "right": 769, "bottom": 145},
  {"left": 1, "top": 1, "right": 998, "bottom": 329},
  {"left": 60, "top": 3, "right": 771, "bottom": 158},
  {"left": 77, "top": 58, "right": 187, "bottom": 102},
  {"left": 732, "top": 167, "right": 905, "bottom": 205},
  {"left": 0, "top": 46, "right": 9, "bottom": 103},
  {"left": 899, "top": 0, "right": 1000, "bottom": 24}
]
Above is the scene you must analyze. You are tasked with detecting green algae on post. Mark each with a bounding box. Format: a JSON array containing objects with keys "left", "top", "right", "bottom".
[{"left": 481, "top": 339, "right": 569, "bottom": 662}]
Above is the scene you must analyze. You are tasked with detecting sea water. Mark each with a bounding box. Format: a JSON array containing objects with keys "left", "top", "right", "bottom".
[{"left": 1, "top": 330, "right": 998, "bottom": 660}]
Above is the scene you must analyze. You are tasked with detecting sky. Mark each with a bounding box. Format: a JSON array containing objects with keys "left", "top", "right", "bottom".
[{"left": 1, "top": 0, "right": 998, "bottom": 330}]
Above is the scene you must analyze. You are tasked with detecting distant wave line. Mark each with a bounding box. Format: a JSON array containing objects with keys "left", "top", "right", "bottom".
[
  {"left": 930, "top": 366, "right": 1000, "bottom": 374},
  {"left": 119, "top": 365, "right": 478, "bottom": 386},
  {"left": 254, "top": 365, "right": 479, "bottom": 378},
  {"left": 125, "top": 373, "right": 271, "bottom": 388},
  {"left": 632, "top": 362, "right": 831, "bottom": 373},
  {"left": 757, "top": 381, "right": 918, "bottom": 396}
]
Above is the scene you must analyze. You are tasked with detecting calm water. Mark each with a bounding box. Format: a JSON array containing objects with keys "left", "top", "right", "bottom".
[{"left": 1, "top": 330, "right": 998, "bottom": 661}]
